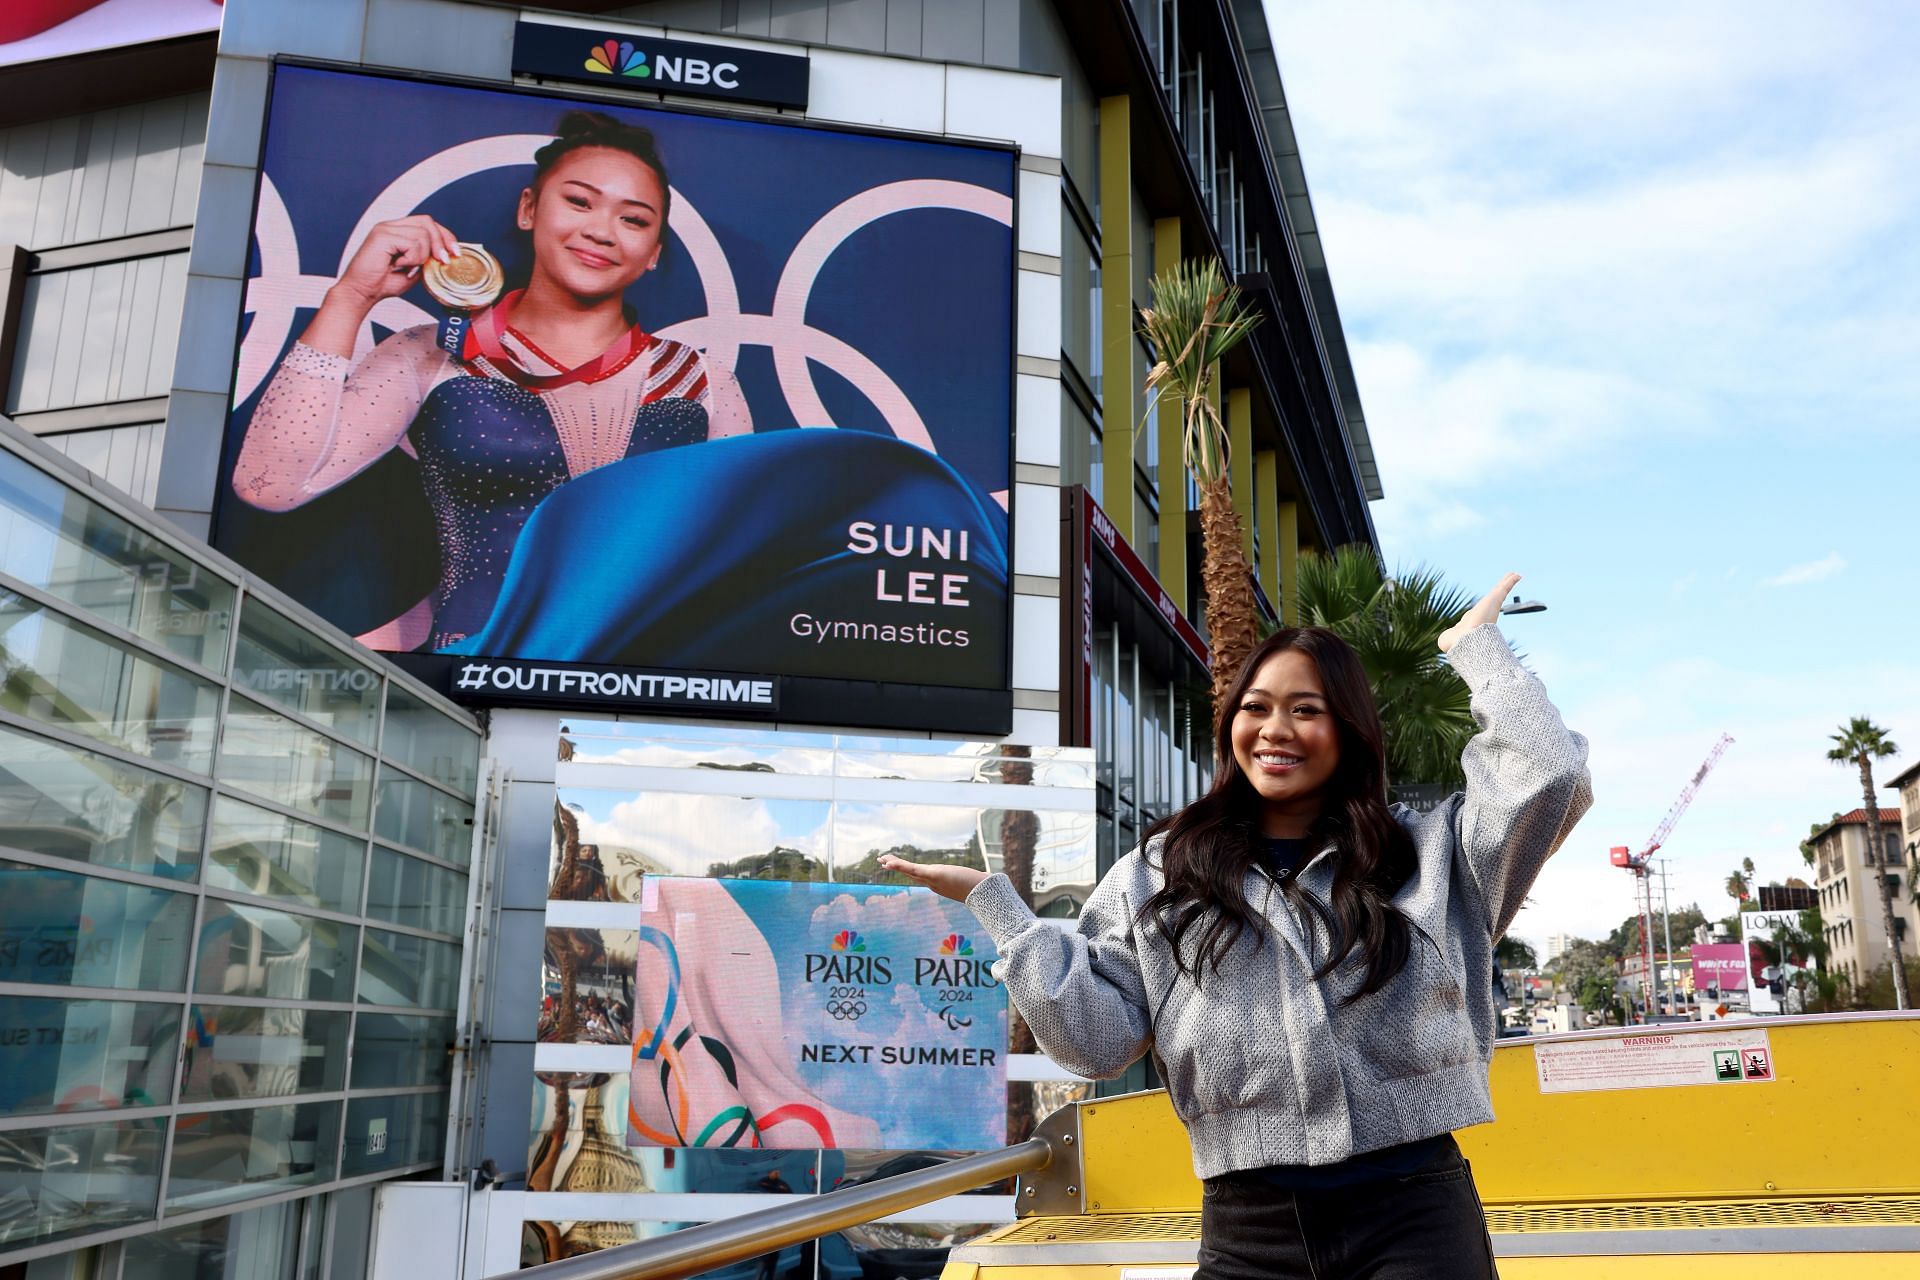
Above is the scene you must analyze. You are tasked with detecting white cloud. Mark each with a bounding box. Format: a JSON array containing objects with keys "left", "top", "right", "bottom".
[
  {"left": 1763, "top": 552, "right": 1846, "bottom": 587},
  {"left": 571, "top": 791, "right": 831, "bottom": 876}
]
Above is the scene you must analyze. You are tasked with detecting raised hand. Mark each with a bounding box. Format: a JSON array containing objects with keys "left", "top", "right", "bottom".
[
  {"left": 1438, "top": 572, "right": 1521, "bottom": 654},
  {"left": 331, "top": 215, "right": 464, "bottom": 307},
  {"left": 877, "top": 854, "right": 987, "bottom": 904}
]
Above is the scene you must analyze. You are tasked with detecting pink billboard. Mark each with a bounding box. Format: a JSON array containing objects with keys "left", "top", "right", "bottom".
[
  {"left": 0, "top": 0, "right": 221, "bottom": 68},
  {"left": 1691, "top": 943, "right": 1750, "bottom": 994}
]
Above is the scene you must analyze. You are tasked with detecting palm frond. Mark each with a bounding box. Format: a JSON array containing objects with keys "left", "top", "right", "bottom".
[{"left": 1138, "top": 258, "right": 1262, "bottom": 487}]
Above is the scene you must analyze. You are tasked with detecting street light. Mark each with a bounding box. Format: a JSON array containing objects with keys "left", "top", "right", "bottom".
[{"left": 1500, "top": 595, "right": 1547, "bottom": 616}]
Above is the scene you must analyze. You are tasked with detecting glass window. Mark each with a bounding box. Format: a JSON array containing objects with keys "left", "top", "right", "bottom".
[
  {"left": 373, "top": 768, "right": 472, "bottom": 865},
  {"left": 342, "top": 1092, "right": 445, "bottom": 1177},
  {"left": 1060, "top": 208, "right": 1097, "bottom": 382},
  {"left": 0, "top": 860, "right": 194, "bottom": 991},
  {"left": 0, "top": 722, "right": 208, "bottom": 878},
  {"left": 365, "top": 846, "right": 465, "bottom": 936},
  {"left": 0, "top": 594, "right": 222, "bottom": 772},
  {"left": 193, "top": 901, "right": 355, "bottom": 1003},
  {"left": 0, "top": 448, "right": 233, "bottom": 670},
  {"left": 0, "top": 1114, "right": 165, "bottom": 1248},
  {"left": 219, "top": 694, "right": 372, "bottom": 829},
  {"left": 178, "top": 1005, "right": 349, "bottom": 1103},
  {"left": 358, "top": 929, "right": 460, "bottom": 1010},
  {"left": 382, "top": 685, "right": 478, "bottom": 796},
  {"left": 206, "top": 796, "right": 366, "bottom": 914},
  {"left": 124, "top": 1198, "right": 304, "bottom": 1280},
  {"left": 233, "top": 598, "right": 381, "bottom": 747},
  {"left": 0, "top": 995, "right": 180, "bottom": 1117},
  {"left": 349, "top": 1013, "right": 455, "bottom": 1090},
  {"left": 165, "top": 1099, "right": 340, "bottom": 1211}
]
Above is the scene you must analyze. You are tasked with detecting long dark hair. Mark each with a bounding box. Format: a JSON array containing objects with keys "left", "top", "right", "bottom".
[
  {"left": 531, "top": 110, "right": 672, "bottom": 224},
  {"left": 1139, "top": 627, "right": 1417, "bottom": 1001}
]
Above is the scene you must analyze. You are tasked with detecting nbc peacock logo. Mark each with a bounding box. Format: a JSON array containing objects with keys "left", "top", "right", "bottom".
[
  {"left": 830, "top": 929, "right": 865, "bottom": 953},
  {"left": 938, "top": 933, "right": 972, "bottom": 956},
  {"left": 586, "top": 39, "right": 650, "bottom": 78}
]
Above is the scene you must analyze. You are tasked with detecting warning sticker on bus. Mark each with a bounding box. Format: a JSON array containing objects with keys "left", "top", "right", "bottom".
[{"left": 1534, "top": 1030, "right": 1776, "bottom": 1094}]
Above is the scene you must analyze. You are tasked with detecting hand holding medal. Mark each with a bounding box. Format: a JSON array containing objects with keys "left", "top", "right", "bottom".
[{"left": 328, "top": 213, "right": 500, "bottom": 311}]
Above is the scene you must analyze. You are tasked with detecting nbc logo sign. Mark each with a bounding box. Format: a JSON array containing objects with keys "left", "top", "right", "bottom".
[
  {"left": 830, "top": 929, "right": 865, "bottom": 953},
  {"left": 585, "top": 40, "right": 648, "bottom": 78},
  {"left": 584, "top": 37, "right": 743, "bottom": 90},
  {"left": 938, "top": 933, "right": 973, "bottom": 956}
]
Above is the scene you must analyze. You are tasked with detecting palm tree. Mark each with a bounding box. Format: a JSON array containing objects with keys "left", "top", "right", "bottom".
[
  {"left": 1724, "top": 856, "right": 1754, "bottom": 910},
  {"left": 1828, "top": 719, "right": 1906, "bottom": 1009},
  {"left": 1295, "top": 545, "right": 1476, "bottom": 790},
  {"left": 1138, "top": 258, "right": 1262, "bottom": 730}
]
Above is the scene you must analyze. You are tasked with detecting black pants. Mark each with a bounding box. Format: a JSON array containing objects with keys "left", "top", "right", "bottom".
[{"left": 1196, "top": 1140, "right": 1498, "bottom": 1279}]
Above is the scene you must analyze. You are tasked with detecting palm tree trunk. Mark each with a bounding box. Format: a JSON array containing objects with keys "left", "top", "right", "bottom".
[
  {"left": 1197, "top": 474, "right": 1259, "bottom": 735},
  {"left": 1860, "top": 758, "right": 1910, "bottom": 1009}
]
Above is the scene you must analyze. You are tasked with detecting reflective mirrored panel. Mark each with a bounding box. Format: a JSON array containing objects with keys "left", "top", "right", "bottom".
[
  {"left": 828, "top": 1220, "right": 994, "bottom": 1274},
  {"left": 0, "top": 593, "right": 222, "bottom": 773},
  {"left": 342, "top": 1092, "right": 445, "bottom": 1177},
  {"left": 0, "top": 996, "right": 180, "bottom": 1118},
  {"left": 233, "top": 598, "right": 381, "bottom": 746},
  {"left": 349, "top": 1013, "right": 455, "bottom": 1090},
  {"left": 559, "top": 719, "right": 833, "bottom": 774},
  {"left": 165, "top": 1100, "right": 339, "bottom": 1211},
  {"left": 0, "top": 860, "right": 194, "bottom": 991},
  {"left": 193, "top": 901, "right": 354, "bottom": 1003},
  {"left": 177, "top": 1005, "right": 349, "bottom": 1103},
  {"left": 835, "top": 740, "right": 1096, "bottom": 788},
  {"left": 373, "top": 768, "right": 472, "bottom": 865},
  {"left": 206, "top": 796, "right": 366, "bottom": 914},
  {"left": 124, "top": 1197, "right": 304, "bottom": 1280},
  {"left": 0, "top": 1114, "right": 165, "bottom": 1248},
  {"left": 0, "top": 449, "right": 234, "bottom": 671},
  {"left": 522, "top": 1221, "right": 642, "bottom": 1267},
  {"left": 537, "top": 928, "right": 633, "bottom": 1044},
  {"left": 526, "top": 1074, "right": 650, "bottom": 1194},
  {"left": 832, "top": 803, "right": 1096, "bottom": 917},
  {"left": 382, "top": 685, "right": 479, "bottom": 796},
  {"left": 550, "top": 791, "right": 831, "bottom": 899},
  {"left": 0, "top": 722, "right": 207, "bottom": 878},
  {"left": 358, "top": 929, "right": 460, "bottom": 1010},
  {"left": 218, "top": 695, "right": 372, "bottom": 830},
  {"left": 364, "top": 845, "right": 465, "bottom": 936}
]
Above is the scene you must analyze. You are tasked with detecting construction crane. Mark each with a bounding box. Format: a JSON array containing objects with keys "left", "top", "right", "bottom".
[{"left": 1609, "top": 732, "right": 1735, "bottom": 1019}]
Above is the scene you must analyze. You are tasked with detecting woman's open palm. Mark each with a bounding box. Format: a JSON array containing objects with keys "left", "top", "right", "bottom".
[
  {"left": 1438, "top": 572, "right": 1521, "bottom": 654},
  {"left": 877, "top": 855, "right": 986, "bottom": 903}
]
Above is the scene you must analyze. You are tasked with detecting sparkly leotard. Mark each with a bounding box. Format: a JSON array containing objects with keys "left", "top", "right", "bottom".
[{"left": 233, "top": 294, "right": 750, "bottom": 649}]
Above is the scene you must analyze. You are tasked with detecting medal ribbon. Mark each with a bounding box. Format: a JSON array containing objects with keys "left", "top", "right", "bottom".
[{"left": 462, "top": 289, "right": 650, "bottom": 390}]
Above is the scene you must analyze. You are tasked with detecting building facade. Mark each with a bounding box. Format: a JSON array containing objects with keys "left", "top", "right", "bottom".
[
  {"left": 0, "top": 0, "right": 1384, "bottom": 1275},
  {"left": 1810, "top": 807, "right": 1915, "bottom": 989}
]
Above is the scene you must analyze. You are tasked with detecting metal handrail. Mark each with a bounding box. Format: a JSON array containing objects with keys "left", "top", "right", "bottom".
[{"left": 499, "top": 1135, "right": 1058, "bottom": 1280}]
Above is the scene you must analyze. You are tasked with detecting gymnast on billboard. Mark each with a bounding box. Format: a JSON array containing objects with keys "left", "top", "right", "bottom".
[{"left": 230, "top": 110, "right": 750, "bottom": 652}]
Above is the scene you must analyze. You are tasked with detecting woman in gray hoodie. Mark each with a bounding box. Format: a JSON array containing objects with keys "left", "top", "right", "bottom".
[{"left": 881, "top": 572, "right": 1592, "bottom": 1278}]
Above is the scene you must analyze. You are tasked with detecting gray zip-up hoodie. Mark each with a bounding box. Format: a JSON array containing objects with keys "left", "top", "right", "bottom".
[{"left": 964, "top": 624, "right": 1592, "bottom": 1180}]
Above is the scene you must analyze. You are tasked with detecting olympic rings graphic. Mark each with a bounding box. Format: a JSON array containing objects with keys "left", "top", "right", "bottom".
[{"left": 826, "top": 999, "right": 868, "bottom": 1021}]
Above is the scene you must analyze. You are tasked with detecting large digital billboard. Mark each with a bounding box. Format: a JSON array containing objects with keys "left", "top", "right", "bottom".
[{"left": 212, "top": 64, "right": 1016, "bottom": 731}]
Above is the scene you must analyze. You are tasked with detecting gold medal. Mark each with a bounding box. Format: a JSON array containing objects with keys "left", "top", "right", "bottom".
[{"left": 423, "top": 242, "right": 504, "bottom": 312}]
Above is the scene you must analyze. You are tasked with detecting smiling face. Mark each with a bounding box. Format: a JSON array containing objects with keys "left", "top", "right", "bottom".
[
  {"left": 517, "top": 145, "right": 667, "bottom": 304},
  {"left": 1229, "top": 648, "right": 1343, "bottom": 836}
]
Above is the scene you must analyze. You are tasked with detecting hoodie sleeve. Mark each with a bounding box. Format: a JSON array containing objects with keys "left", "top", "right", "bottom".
[
  {"left": 1445, "top": 623, "right": 1594, "bottom": 937},
  {"left": 963, "top": 858, "right": 1153, "bottom": 1080}
]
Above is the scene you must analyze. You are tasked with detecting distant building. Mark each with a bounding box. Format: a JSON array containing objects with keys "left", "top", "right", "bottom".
[
  {"left": 1544, "top": 932, "right": 1573, "bottom": 964},
  {"left": 1810, "top": 807, "right": 1916, "bottom": 988}
]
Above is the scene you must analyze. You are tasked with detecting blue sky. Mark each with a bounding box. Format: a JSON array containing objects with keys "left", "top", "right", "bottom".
[{"left": 1264, "top": 3, "right": 1920, "bottom": 944}]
